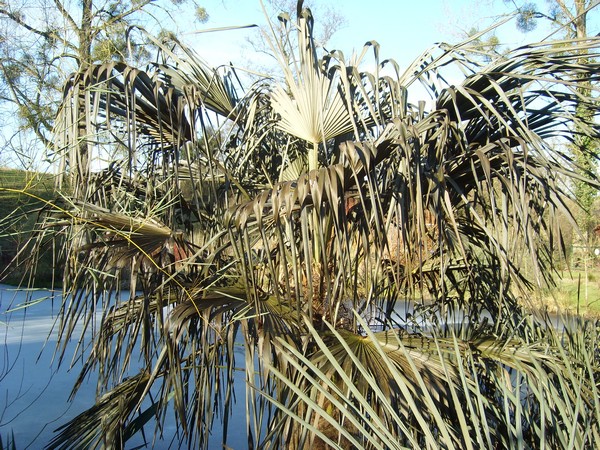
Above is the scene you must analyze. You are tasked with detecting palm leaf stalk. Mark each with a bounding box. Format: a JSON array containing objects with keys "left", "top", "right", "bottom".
[{"left": 8, "top": 2, "right": 600, "bottom": 448}]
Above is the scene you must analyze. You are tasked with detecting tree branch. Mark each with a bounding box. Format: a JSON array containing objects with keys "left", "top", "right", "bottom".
[
  {"left": 103, "top": 0, "right": 152, "bottom": 29},
  {"left": 554, "top": 0, "right": 576, "bottom": 23},
  {"left": 0, "top": 8, "right": 53, "bottom": 40},
  {"left": 0, "top": 66, "right": 51, "bottom": 146},
  {"left": 0, "top": 8, "right": 78, "bottom": 54},
  {"left": 53, "top": 0, "right": 79, "bottom": 31}
]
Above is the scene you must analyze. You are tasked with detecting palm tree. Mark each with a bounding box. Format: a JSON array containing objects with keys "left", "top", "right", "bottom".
[{"left": 13, "top": 3, "right": 600, "bottom": 448}]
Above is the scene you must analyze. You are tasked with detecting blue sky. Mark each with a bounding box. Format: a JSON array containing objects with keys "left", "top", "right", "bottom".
[{"left": 178, "top": 0, "right": 599, "bottom": 70}]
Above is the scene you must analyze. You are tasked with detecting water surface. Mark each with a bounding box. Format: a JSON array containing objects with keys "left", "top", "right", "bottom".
[{"left": 0, "top": 285, "right": 248, "bottom": 449}]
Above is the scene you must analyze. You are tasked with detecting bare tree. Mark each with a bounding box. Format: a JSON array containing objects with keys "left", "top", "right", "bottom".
[
  {"left": 243, "top": 0, "right": 347, "bottom": 78},
  {"left": 0, "top": 0, "right": 208, "bottom": 163}
]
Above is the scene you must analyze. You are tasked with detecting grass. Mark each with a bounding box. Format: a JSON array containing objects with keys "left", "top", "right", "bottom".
[
  {"left": 0, "top": 168, "right": 57, "bottom": 286},
  {"left": 0, "top": 168, "right": 55, "bottom": 211},
  {"left": 536, "top": 267, "right": 600, "bottom": 319}
]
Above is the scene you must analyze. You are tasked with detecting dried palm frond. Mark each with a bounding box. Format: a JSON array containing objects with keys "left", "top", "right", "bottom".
[
  {"left": 46, "top": 372, "right": 151, "bottom": 450},
  {"left": 12, "top": 2, "right": 600, "bottom": 449}
]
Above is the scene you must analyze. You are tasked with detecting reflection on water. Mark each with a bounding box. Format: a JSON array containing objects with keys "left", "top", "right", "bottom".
[{"left": 0, "top": 285, "right": 248, "bottom": 449}]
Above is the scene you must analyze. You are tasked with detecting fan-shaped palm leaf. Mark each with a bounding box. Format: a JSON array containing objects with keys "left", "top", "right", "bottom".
[{"left": 12, "top": 3, "right": 600, "bottom": 449}]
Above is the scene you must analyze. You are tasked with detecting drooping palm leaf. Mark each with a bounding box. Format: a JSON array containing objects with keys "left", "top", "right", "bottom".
[
  {"left": 46, "top": 372, "right": 151, "bottom": 450},
  {"left": 148, "top": 32, "right": 241, "bottom": 119},
  {"left": 267, "top": 314, "right": 600, "bottom": 449},
  {"left": 12, "top": 2, "right": 600, "bottom": 449}
]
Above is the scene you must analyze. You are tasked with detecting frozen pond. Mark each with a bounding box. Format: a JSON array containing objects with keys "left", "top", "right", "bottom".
[
  {"left": 0, "top": 285, "right": 248, "bottom": 449},
  {"left": 0, "top": 286, "right": 95, "bottom": 448},
  {"left": 1, "top": 285, "right": 577, "bottom": 448}
]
